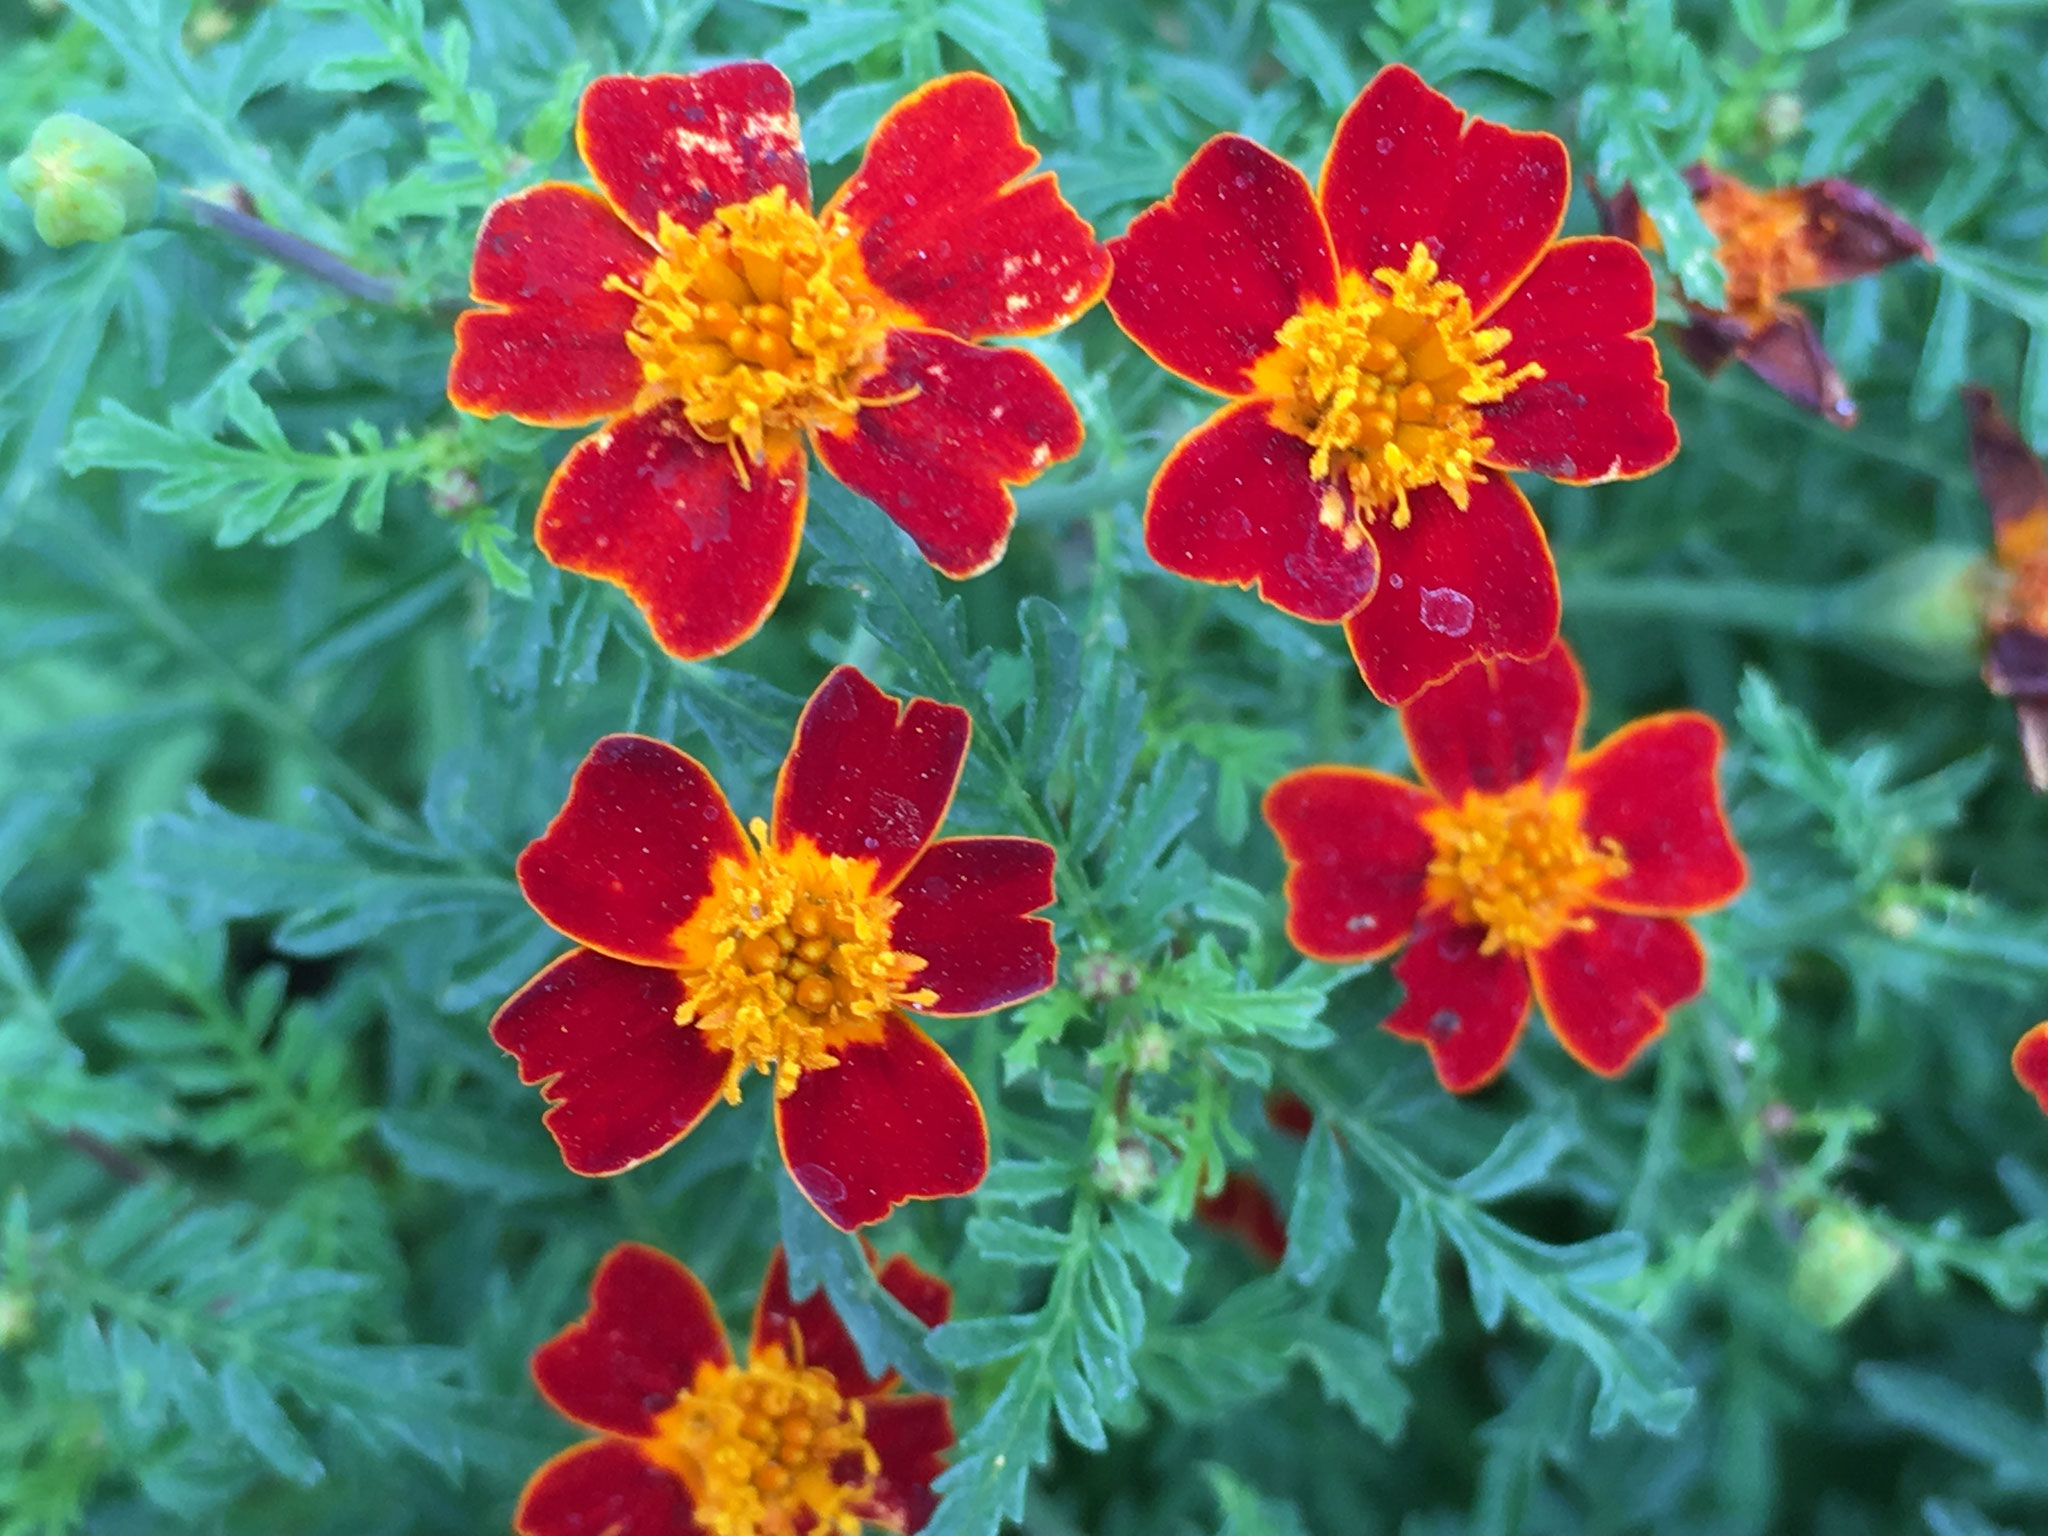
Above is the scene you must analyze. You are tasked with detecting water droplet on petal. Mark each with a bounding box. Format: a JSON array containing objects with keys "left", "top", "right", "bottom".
[{"left": 1419, "top": 585, "right": 1475, "bottom": 636}]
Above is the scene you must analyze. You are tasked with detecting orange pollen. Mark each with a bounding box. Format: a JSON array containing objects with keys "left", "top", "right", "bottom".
[
  {"left": 645, "top": 1342, "right": 878, "bottom": 1536},
  {"left": 1252, "top": 243, "right": 1542, "bottom": 543},
  {"left": 1420, "top": 781, "right": 1628, "bottom": 957},
  {"left": 607, "top": 187, "right": 900, "bottom": 476},
  {"left": 671, "top": 820, "right": 934, "bottom": 1102},
  {"left": 1994, "top": 507, "right": 2048, "bottom": 633}
]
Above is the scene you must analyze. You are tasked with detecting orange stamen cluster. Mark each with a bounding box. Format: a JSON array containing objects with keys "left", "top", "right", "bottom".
[
  {"left": 647, "top": 1343, "right": 878, "bottom": 1536},
  {"left": 1692, "top": 179, "right": 1820, "bottom": 320},
  {"left": 610, "top": 187, "right": 900, "bottom": 474},
  {"left": 1420, "top": 781, "right": 1628, "bottom": 956},
  {"left": 673, "top": 822, "right": 934, "bottom": 1101},
  {"left": 1254, "top": 243, "right": 1541, "bottom": 537}
]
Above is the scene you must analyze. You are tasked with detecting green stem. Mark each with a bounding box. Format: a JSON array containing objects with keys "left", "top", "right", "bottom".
[{"left": 1560, "top": 570, "right": 1842, "bottom": 641}]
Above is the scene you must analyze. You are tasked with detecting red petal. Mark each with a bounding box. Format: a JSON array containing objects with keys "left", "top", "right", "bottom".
[
  {"left": 1194, "top": 1169, "right": 1289, "bottom": 1266},
  {"left": 1263, "top": 766, "right": 1434, "bottom": 962},
  {"left": 535, "top": 404, "right": 807, "bottom": 661},
  {"left": 829, "top": 74, "right": 1108, "bottom": 340},
  {"left": 857, "top": 1395, "right": 953, "bottom": 1533},
  {"left": 517, "top": 735, "right": 748, "bottom": 967},
  {"left": 887, "top": 837, "right": 1057, "bottom": 1015},
  {"left": 772, "top": 666, "right": 969, "bottom": 892},
  {"left": 1481, "top": 237, "right": 1678, "bottom": 483},
  {"left": 775, "top": 1014, "right": 988, "bottom": 1230},
  {"left": 1396, "top": 639, "right": 1584, "bottom": 801},
  {"left": 577, "top": 66, "right": 808, "bottom": 242},
  {"left": 1319, "top": 65, "right": 1567, "bottom": 314},
  {"left": 1144, "top": 400, "right": 1380, "bottom": 622},
  {"left": 1106, "top": 134, "right": 1338, "bottom": 395},
  {"left": 1264, "top": 1089, "right": 1314, "bottom": 1139},
  {"left": 876, "top": 1252, "right": 953, "bottom": 1330},
  {"left": 1341, "top": 477, "right": 1560, "bottom": 706},
  {"left": 515, "top": 1440, "right": 699, "bottom": 1536},
  {"left": 811, "top": 329, "right": 1081, "bottom": 578},
  {"left": 449, "top": 184, "right": 649, "bottom": 426},
  {"left": 1568, "top": 714, "right": 1747, "bottom": 915},
  {"left": 490, "top": 951, "right": 731, "bottom": 1177},
  {"left": 450, "top": 309, "right": 644, "bottom": 427},
  {"left": 1385, "top": 911, "right": 1532, "bottom": 1093},
  {"left": 1529, "top": 911, "right": 1704, "bottom": 1076},
  {"left": 2014, "top": 1023, "right": 2048, "bottom": 1114},
  {"left": 532, "top": 1243, "right": 731, "bottom": 1437}
]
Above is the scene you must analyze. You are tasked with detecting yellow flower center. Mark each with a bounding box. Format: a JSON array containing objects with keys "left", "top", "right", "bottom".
[
  {"left": 647, "top": 1343, "right": 878, "bottom": 1536},
  {"left": 610, "top": 187, "right": 901, "bottom": 477},
  {"left": 1420, "top": 781, "right": 1628, "bottom": 957},
  {"left": 673, "top": 821, "right": 934, "bottom": 1101},
  {"left": 1253, "top": 244, "right": 1541, "bottom": 541}
]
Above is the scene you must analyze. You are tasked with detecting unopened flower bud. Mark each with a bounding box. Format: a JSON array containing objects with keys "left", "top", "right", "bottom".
[
  {"left": 1129, "top": 1023, "right": 1171, "bottom": 1073},
  {"left": 1090, "top": 1137, "right": 1154, "bottom": 1200},
  {"left": 1790, "top": 1206, "right": 1901, "bottom": 1329},
  {"left": 8, "top": 114, "right": 157, "bottom": 248},
  {"left": 0, "top": 1289, "right": 32, "bottom": 1347},
  {"left": 1074, "top": 951, "right": 1139, "bottom": 1000}
]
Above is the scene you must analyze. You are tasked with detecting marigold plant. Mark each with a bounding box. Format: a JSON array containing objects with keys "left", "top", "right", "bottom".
[{"left": 16, "top": 5, "right": 2048, "bottom": 1536}]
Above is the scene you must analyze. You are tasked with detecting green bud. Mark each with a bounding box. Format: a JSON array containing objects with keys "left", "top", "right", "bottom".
[
  {"left": 0, "top": 1289, "right": 32, "bottom": 1348},
  {"left": 8, "top": 113, "right": 157, "bottom": 248},
  {"left": 1790, "top": 1206, "right": 1901, "bottom": 1329},
  {"left": 1824, "top": 544, "right": 1996, "bottom": 684}
]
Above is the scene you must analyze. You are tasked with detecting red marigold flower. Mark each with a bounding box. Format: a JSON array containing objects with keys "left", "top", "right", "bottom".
[
  {"left": 1964, "top": 386, "right": 2048, "bottom": 791},
  {"left": 1104, "top": 64, "right": 1678, "bottom": 704},
  {"left": 491, "top": 665, "right": 1058, "bottom": 1228},
  {"left": 2015, "top": 1023, "right": 2048, "bottom": 1114},
  {"left": 518, "top": 1242, "right": 953, "bottom": 1536},
  {"left": 449, "top": 66, "right": 1109, "bottom": 660},
  {"left": 1263, "top": 640, "right": 1745, "bottom": 1091},
  {"left": 1601, "top": 165, "right": 1929, "bottom": 426}
]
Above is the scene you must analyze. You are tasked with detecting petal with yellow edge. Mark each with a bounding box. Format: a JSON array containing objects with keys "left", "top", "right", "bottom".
[
  {"left": 1144, "top": 399, "right": 1381, "bottom": 623},
  {"left": 1342, "top": 476, "right": 1560, "bottom": 706},
  {"left": 489, "top": 951, "right": 732, "bottom": 1178},
  {"left": 1569, "top": 714, "right": 1748, "bottom": 916},
  {"left": 1529, "top": 909, "right": 1704, "bottom": 1077},
  {"left": 514, "top": 1439, "right": 696, "bottom": 1536},
  {"left": 1480, "top": 236, "right": 1678, "bottom": 483},
  {"left": 447, "top": 182, "right": 649, "bottom": 426},
  {"left": 886, "top": 836, "right": 1058, "bottom": 1015},
  {"left": 1319, "top": 64, "right": 1567, "bottom": 315},
  {"left": 1106, "top": 134, "right": 1338, "bottom": 396},
  {"left": 576, "top": 65, "right": 809, "bottom": 242},
  {"left": 531, "top": 1243, "right": 732, "bottom": 1437},
  {"left": 811, "top": 330, "right": 1082, "bottom": 579},
  {"left": 771, "top": 666, "right": 970, "bottom": 892},
  {"left": 516, "top": 734, "right": 749, "bottom": 967},
  {"left": 1263, "top": 766, "right": 1435, "bottom": 963},
  {"left": 1396, "top": 641, "right": 1584, "bottom": 802},
  {"left": 830, "top": 73, "right": 1109, "bottom": 341},
  {"left": 775, "top": 1012, "right": 988, "bottom": 1230},
  {"left": 1384, "top": 909, "right": 1532, "bottom": 1093},
  {"left": 535, "top": 401, "right": 808, "bottom": 662},
  {"left": 2014, "top": 1023, "right": 2048, "bottom": 1114}
]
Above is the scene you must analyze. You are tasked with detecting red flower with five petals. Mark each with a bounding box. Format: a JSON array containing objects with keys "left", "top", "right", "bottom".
[
  {"left": 1106, "top": 65, "right": 1679, "bottom": 704},
  {"left": 1264, "top": 640, "right": 1745, "bottom": 1091},
  {"left": 491, "top": 665, "right": 1058, "bottom": 1228},
  {"left": 450, "top": 65, "right": 1109, "bottom": 660},
  {"left": 2016, "top": 1023, "right": 2048, "bottom": 1114},
  {"left": 517, "top": 1242, "right": 953, "bottom": 1536}
]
